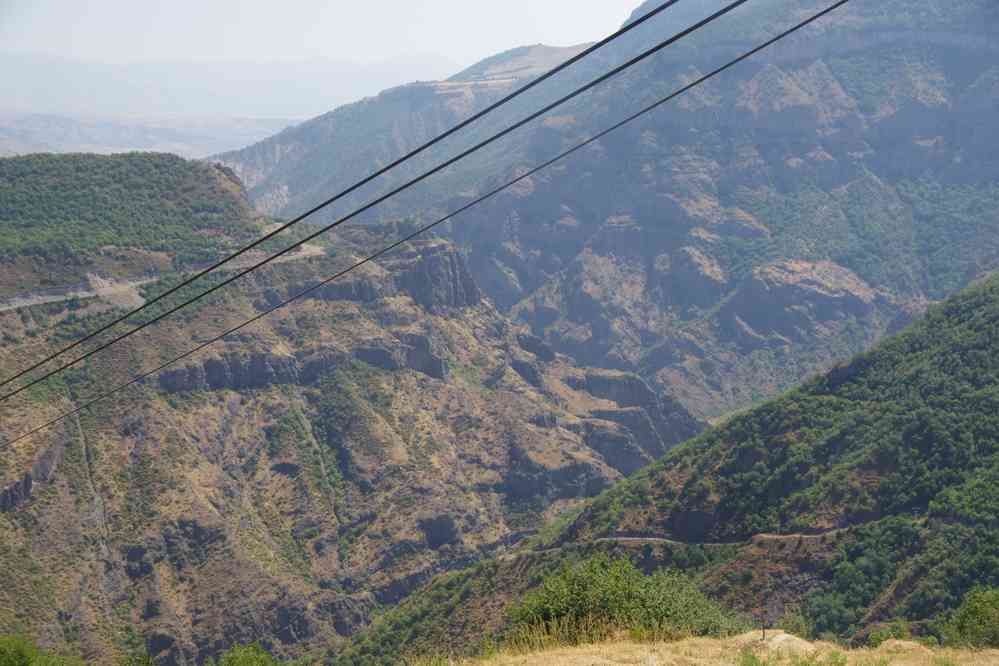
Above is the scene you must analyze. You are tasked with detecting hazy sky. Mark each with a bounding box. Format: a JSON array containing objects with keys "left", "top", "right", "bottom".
[{"left": 0, "top": 0, "right": 643, "bottom": 67}]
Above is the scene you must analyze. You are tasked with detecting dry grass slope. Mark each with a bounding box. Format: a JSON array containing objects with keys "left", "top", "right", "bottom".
[{"left": 421, "top": 633, "right": 999, "bottom": 666}]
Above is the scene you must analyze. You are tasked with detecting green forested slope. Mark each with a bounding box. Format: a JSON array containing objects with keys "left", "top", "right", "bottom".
[
  {"left": 0, "top": 153, "right": 256, "bottom": 265},
  {"left": 572, "top": 273, "right": 999, "bottom": 541},
  {"left": 560, "top": 272, "right": 999, "bottom": 634}
]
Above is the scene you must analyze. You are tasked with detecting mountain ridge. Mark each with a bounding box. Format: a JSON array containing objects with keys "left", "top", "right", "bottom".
[{"left": 217, "top": 0, "right": 999, "bottom": 422}]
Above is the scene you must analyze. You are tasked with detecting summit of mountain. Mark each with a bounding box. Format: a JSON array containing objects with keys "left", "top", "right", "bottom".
[{"left": 448, "top": 44, "right": 593, "bottom": 83}]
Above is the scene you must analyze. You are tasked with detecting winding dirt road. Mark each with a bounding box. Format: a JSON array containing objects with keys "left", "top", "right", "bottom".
[{"left": 0, "top": 243, "right": 325, "bottom": 314}]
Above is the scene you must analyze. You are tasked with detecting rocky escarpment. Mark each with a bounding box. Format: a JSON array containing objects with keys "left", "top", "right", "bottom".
[
  {"left": 720, "top": 260, "right": 881, "bottom": 351},
  {"left": 445, "top": 0, "right": 999, "bottom": 418},
  {"left": 158, "top": 242, "right": 476, "bottom": 394},
  {"left": 158, "top": 331, "right": 452, "bottom": 394},
  {"left": 216, "top": 0, "right": 999, "bottom": 420},
  {"left": 158, "top": 351, "right": 299, "bottom": 394},
  {"left": 567, "top": 370, "right": 702, "bottom": 469},
  {"left": 394, "top": 244, "right": 481, "bottom": 314},
  {"left": 0, "top": 438, "right": 64, "bottom": 512},
  {"left": 269, "top": 239, "right": 482, "bottom": 312}
]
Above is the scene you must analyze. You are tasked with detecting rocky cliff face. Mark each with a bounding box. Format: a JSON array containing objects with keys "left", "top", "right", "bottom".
[
  {"left": 220, "top": 0, "right": 999, "bottom": 420},
  {"left": 719, "top": 260, "right": 879, "bottom": 350},
  {"left": 0, "top": 438, "right": 63, "bottom": 512},
  {"left": 451, "top": 0, "right": 999, "bottom": 417},
  {"left": 0, "top": 224, "right": 702, "bottom": 664}
]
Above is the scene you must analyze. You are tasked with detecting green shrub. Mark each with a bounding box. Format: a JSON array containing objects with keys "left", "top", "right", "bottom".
[
  {"left": 738, "top": 649, "right": 771, "bottom": 666},
  {"left": 777, "top": 604, "right": 814, "bottom": 639},
  {"left": 867, "top": 619, "right": 910, "bottom": 647},
  {"left": 0, "top": 635, "right": 84, "bottom": 666},
  {"left": 941, "top": 587, "right": 999, "bottom": 647},
  {"left": 0, "top": 635, "right": 39, "bottom": 666},
  {"left": 508, "top": 555, "right": 745, "bottom": 647},
  {"left": 204, "top": 644, "right": 282, "bottom": 666}
]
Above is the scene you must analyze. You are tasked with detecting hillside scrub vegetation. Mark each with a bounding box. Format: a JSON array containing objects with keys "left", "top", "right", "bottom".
[
  {"left": 564, "top": 274, "right": 999, "bottom": 636},
  {"left": 0, "top": 634, "right": 151, "bottom": 665},
  {"left": 0, "top": 634, "right": 85, "bottom": 665},
  {"left": 940, "top": 588, "right": 999, "bottom": 648},
  {"left": 0, "top": 636, "right": 289, "bottom": 666},
  {"left": 7, "top": 584, "right": 994, "bottom": 664},
  {"left": 0, "top": 153, "right": 255, "bottom": 266},
  {"left": 506, "top": 555, "right": 747, "bottom": 649}
]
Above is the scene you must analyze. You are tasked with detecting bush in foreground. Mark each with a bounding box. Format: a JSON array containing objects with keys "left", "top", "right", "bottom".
[
  {"left": 0, "top": 634, "right": 287, "bottom": 666},
  {"left": 506, "top": 554, "right": 747, "bottom": 650},
  {"left": 942, "top": 587, "right": 999, "bottom": 647},
  {"left": 204, "top": 644, "right": 284, "bottom": 666},
  {"left": 0, "top": 635, "right": 85, "bottom": 666}
]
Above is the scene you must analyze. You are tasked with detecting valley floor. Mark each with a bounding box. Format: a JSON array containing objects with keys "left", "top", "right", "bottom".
[{"left": 438, "top": 633, "right": 999, "bottom": 665}]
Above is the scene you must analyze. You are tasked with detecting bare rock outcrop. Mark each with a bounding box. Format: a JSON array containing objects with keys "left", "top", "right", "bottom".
[
  {"left": 0, "top": 438, "right": 65, "bottom": 513},
  {"left": 160, "top": 333, "right": 450, "bottom": 394},
  {"left": 661, "top": 246, "right": 729, "bottom": 309},
  {"left": 158, "top": 352, "right": 299, "bottom": 393},
  {"left": 394, "top": 243, "right": 481, "bottom": 314},
  {"left": 721, "top": 260, "right": 878, "bottom": 349},
  {"left": 573, "top": 370, "right": 704, "bottom": 458},
  {"left": 573, "top": 418, "right": 656, "bottom": 476}
]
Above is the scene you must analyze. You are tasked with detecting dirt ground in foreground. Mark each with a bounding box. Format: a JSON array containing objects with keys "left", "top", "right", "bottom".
[{"left": 458, "top": 632, "right": 999, "bottom": 665}]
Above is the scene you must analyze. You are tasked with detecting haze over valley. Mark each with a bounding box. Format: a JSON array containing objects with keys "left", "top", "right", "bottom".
[{"left": 1, "top": 1, "right": 999, "bottom": 664}]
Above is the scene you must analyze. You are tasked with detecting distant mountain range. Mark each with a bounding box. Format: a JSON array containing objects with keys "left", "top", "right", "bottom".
[
  {"left": 0, "top": 112, "right": 295, "bottom": 159},
  {"left": 0, "top": 50, "right": 461, "bottom": 157},
  {"left": 1, "top": 52, "right": 461, "bottom": 119}
]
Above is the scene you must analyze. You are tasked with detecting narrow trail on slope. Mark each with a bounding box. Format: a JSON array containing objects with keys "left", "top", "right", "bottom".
[
  {"left": 0, "top": 243, "right": 325, "bottom": 314},
  {"left": 499, "top": 526, "right": 860, "bottom": 562},
  {"left": 0, "top": 276, "right": 156, "bottom": 313}
]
